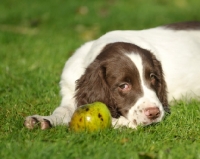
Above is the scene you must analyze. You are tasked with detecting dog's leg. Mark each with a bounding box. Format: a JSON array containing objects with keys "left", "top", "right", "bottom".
[{"left": 24, "top": 94, "right": 76, "bottom": 130}]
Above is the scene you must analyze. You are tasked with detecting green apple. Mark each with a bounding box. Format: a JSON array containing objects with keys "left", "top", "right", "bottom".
[{"left": 69, "top": 102, "right": 112, "bottom": 132}]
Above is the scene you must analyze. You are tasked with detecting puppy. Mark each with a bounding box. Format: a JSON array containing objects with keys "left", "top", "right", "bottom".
[{"left": 24, "top": 21, "right": 200, "bottom": 129}]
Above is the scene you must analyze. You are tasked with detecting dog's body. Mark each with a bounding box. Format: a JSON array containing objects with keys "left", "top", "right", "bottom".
[{"left": 24, "top": 22, "right": 200, "bottom": 130}]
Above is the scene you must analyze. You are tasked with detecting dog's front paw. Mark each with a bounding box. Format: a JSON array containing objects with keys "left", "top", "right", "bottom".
[
  {"left": 112, "top": 116, "right": 137, "bottom": 129},
  {"left": 24, "top": 116, "right": 52, "bottom": 130}
]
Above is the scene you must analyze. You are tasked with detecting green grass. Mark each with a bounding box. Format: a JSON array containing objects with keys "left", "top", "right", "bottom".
[{"left": 1, "top": 0, "right": 200, "bottom": 158}]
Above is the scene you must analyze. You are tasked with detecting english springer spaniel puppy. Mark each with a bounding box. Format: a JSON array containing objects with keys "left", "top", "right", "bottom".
[{"left": 24, "top": 21, "right": 200, "bottom": 130}]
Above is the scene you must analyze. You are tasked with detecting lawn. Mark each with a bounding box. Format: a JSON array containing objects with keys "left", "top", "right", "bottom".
[{"left": 1, "top": 0, "right": 200, "bottom": 158}]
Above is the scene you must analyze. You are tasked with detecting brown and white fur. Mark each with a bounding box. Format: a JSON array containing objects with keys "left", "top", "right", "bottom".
[{"left": 24, "top": 21, "right": 200, "bottom": 130}]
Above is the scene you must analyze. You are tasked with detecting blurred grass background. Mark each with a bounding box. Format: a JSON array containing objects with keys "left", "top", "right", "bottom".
[{"left": 0, "top": 0, "right": 200, "bottom": 159}]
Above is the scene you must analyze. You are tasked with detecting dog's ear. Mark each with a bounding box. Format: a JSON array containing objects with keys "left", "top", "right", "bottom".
[
  {"left": 152, "top": 55, "right": 170, "bottom": 113},
  {"left": 74, "top": 60, "right": 119, "bottom": 117},
  {"left": 158, "top": 75, "right": 170, "bottom": 113}
]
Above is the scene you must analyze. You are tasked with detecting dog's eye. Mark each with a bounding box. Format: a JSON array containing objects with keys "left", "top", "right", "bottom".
[
  {"left": 150, "top": 73, "right": 156, "bottom": 79},
  {"left": 118, "top": 83, "right": 131, "bottom": 92},
  {"left": 150, "top": 73, "right": 157, "bottom": 84},
  {"left": 119, "top": 83, "right": 128, "bottom": 89}
]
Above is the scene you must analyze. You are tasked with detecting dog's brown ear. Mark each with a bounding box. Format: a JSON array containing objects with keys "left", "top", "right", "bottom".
[
  {"left": 74, "top": 60, "right": 119, "bottom": 117},
  {"left": 152, "top": 55, "right": 170, "bottom": 113}
]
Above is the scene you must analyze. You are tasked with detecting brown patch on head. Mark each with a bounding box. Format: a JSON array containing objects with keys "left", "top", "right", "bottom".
[
  {"left": 98, "top": 43, "right": 146, "bottom": 116},
  {"left": 164, "top": 21, "right": 200, "bottom": 30}
]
